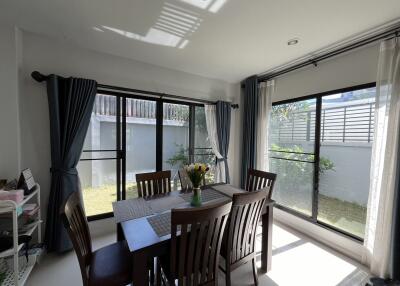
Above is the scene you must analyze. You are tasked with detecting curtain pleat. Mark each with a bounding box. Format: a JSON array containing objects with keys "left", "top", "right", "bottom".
[
  {"left": 216, "top": 101, "right": 231, "bottom": 183},
  {"left": 257, "top": 81, "right": 274, "bottom": 171},
  {"left": 240, "top": 75, "right": 259, "bottom": 188},
  {"left": 205, "top": 105, "right": 225, "bottom": 183},
  {"left": 45, "top": 75, "right": 97, "bottom": 252},
  {"left": 363, "top": 37, "right": 400, "bottom": 280}
]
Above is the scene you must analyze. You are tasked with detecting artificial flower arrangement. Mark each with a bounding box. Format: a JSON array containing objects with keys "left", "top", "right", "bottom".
[
  {"left": 185, "top": 163, "right": 210, "bottom": 188},
  {"left": 184, "top": 163, "right": 209, "bottom": 206}
]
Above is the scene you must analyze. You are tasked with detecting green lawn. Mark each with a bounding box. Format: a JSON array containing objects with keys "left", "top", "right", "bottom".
[
  {"left": 82, "top": 183, "right": 138, "bottom": 216},
  {"left": 277, "top": 193, "right": 366, "bottom": 238},
  {"left": 318, "top": 194, "right": 366, "bottom": 238},
  {"left": 82, "top": 180, "right": 180, "bottom": 216}
]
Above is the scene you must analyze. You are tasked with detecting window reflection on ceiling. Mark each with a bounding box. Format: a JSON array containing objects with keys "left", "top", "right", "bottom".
[
  {"left": 180, "top": 0, "right": 227, "bottom": 13},
  {"left": 102, "top": 26, "right": 185, "bottom": 48},
  {"left": 95, "top": 0, "right": 228, "bottom": 49}
]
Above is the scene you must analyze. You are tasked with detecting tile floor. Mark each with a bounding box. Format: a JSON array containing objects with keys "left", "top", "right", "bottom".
[{"left": 26, "top": 222, "right": 370, "bottom": 286}]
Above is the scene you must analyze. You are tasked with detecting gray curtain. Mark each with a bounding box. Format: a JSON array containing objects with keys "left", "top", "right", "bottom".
[
  {"left": 216, "top": 101, "right": 231, "bottom": 183},
  {"left": 240, "top": 75, "right": 259, "bottom": 188},
  {"left": 44, "top": 75, "right": 97, "bottom": 253}
]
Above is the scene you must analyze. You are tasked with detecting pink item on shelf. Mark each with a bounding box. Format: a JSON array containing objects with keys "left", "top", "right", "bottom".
[
  {"left": 0, "top": 189, "right": 24, "bottom": 203},
  {"left": 23, "top": 204, "right": 39, "bottom": 216}
]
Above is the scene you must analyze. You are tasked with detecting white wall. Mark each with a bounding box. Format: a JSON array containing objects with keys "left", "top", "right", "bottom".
[
  {"left": 273, "top": 44, "right": 379, "bottom": 102},
  {"left": 0, "top": 25, "right": 21, "bottom": 179},
  {"left": 0, "top": 27, "right": 239, "bottom": 232}
]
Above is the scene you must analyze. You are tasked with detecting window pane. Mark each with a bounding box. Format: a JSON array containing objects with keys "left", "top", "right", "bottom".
[
  {"left": 318, "top": 87, "right": 375, "bottom": 238},
  {"left": 78, "top": 94, "right": 118, "bottom": 216},
  {"left": 194, "top": 106, "right": 211, "bottom": 148},
  {"left": 77, "top": 160, "right": 117, "bottom": 216},
  {"left": 125, "top": 98, "right": 157, "bottom": 199},
  {"left": 269, "top": 99, "right": 316, "bottom": 216},
  {"left": 91, "top": 94, "right": 118, "bottom": 150},
  {"left": 163, "top": 103, "right": 190, "bottom": 190},
  {"left": 194, "top": 106, "right": 215, "bottom": 184}
]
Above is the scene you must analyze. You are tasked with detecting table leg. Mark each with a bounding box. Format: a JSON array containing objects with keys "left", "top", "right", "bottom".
[
  {"left": 117, "top": 223, "right": 124, "bottom": 241},
  {"left": 261, "top": 204, "right": 273, "bottom": 273},
  {"left": 133, "top": 250, "right": 149, "bottom": 286}
]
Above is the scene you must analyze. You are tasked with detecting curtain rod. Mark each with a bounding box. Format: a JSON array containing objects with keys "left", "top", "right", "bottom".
[
  {"left": 253, "top": 23, "right": 400, "bottom": 84},
  {"left": 31, "top": 71, "right": 239, "bottom": 109}
]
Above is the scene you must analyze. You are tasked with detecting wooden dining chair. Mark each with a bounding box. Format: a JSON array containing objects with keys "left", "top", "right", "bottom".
[
  {"left": 61, "top": 192, "right": 132, "bottom": 286},
  {"left": 135, "top": 170, "right": 172, "bottom": 283},
  {"left": 245, "top": 168, "right": 277, "bottom": 198},
  {"left": 136, "top": 170, "right": 171, "bottom": 198},
  {"left": 158, "top": 201, "right": 232, "bottom": 286},
  {"left": 178, "top": 168, "right": 206, "bottom": 192},
  {"left": 219, "top": 190, "right": 268, "bottom": 286}
]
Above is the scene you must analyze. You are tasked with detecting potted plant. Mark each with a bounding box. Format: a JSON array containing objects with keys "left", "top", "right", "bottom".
[{"left": 185, "top": 163, "right": 209, "bottom": 206}]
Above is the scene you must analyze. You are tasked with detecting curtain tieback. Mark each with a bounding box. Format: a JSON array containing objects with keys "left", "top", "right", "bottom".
[
  {"left": 50, "top": 167, "right": 78, "bottom": 175},
  {"left": 216, "top": 157, "right": 227, "bottom": 163}
]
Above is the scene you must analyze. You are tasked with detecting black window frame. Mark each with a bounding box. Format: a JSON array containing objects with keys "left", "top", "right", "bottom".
[
  {"left": 271, "top": 82, "right": 376, "bottom": 242},
  {"left": 81, "top": 89, "right": 215, "bottom": 221}
]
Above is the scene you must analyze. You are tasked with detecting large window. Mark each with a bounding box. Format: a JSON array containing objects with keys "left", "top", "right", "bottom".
[
  {"left": 163, "top": 102, "right": 190, "bottom": 190},
  {"left": 270, "top": 99, "right": 316, "bottom": 216},
  {"left": 77, "top": 94, "right": 120, "bottom": 217},
  {"left": 269, "top": 84, "right": 375, "bottom": 239},
  {"left": 78, "top": 92, "right": 215, "bottom": 220},
  {"left": 125, "top": 98, "right": 157, "bottom": 199},
  {"left": 194, "top": 106, "right": 215, "bottom": 184}
]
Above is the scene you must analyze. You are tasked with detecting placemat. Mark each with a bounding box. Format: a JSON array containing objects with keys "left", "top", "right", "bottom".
[
  {"left": 211, "top": 184, "right": 247, "bottom": 198},
  {"left": 112, "top": 198, "right": 153, "bottom": 223},
  {"left": 147, "top": 212, "right": 172, "bottom": 237},
  {"left": 148, "top": 196, "right": 186, "bottom": 214},
  {"left": 179, "top": 188, "right": 228, "bottom": 203}
]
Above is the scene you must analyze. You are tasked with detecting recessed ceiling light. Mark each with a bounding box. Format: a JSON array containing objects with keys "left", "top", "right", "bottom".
[{"left": 287, "top": 38, "right": 299, "bottom": 46}]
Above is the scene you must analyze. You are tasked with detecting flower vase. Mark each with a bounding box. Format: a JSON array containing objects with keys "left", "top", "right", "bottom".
[{"left": 191, "top": 187, "right": 202, "bottom": 207}]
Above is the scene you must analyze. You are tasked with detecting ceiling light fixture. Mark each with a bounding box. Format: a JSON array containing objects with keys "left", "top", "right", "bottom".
[{"left": 287, "top": 38, "right": 299, "bottom": 46}]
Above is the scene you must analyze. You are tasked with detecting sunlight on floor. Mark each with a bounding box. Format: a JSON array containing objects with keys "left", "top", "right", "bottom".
[{"left": 258, "top": 224, "right": 369, "bottom": 286}]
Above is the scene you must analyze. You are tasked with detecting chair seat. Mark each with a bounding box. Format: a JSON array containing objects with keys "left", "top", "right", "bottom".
[{"left": 89, "top": 241, "right": 132, "bottom": 286}]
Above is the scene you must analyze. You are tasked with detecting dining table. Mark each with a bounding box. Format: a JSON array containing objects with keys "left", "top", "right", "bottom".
[{"left": 112, "top": 183, "right": 275, "bottom": 286}]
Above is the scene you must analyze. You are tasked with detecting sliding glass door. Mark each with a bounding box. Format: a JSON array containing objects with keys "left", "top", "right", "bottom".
[
  {"left": 77, "top": 92, "right": 216, "bottom": 220},
  {"left": 269, "top": 84, "right": 376, "bottom": 240},
  {"left": 317, "top": 87, "right": 375, "bottom": 238},
  {"left": 77, "top": 94, "right": 121, "bottom": 218},
  {"left": 269, "top": 99, "right": 316, "bottom": 216},
  {"left": 124, "top": 98, "right": 157, "bottom": 199},
  {"left": 194, "top": 106, "right": 215, "bottom": 184},
  {"left": 163, "top": 102, "right": 190, "bottom": 190}
]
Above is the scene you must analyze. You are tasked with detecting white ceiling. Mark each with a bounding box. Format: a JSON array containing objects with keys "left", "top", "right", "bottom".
[{"left": 0, "top": 0, "right": 399, "bottom": 83}]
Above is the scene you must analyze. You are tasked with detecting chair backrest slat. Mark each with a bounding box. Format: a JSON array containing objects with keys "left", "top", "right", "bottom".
[
  {"left": 225, "top": 190, "right": 268, "bottom": 266},
  {"left": 243, "top": 199, "right": 258, "bottom": 256},
  {"left": 232, "top": 206, "right": 242, "bottom": 262},
  {"left": 245, "top": 169, "right": 277, "bottom": 198},
  {"left": 61, "top": 192, "right": 92, "bottom": 286},
  {"left": 170, "top": 201, "right": 232, "bottom": 286},
  {"left": 250, "top": 201, "right": 264, "bottom": 253},
  {"left": 136, "top": 170, "right": 171, "bottom": 198}
]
